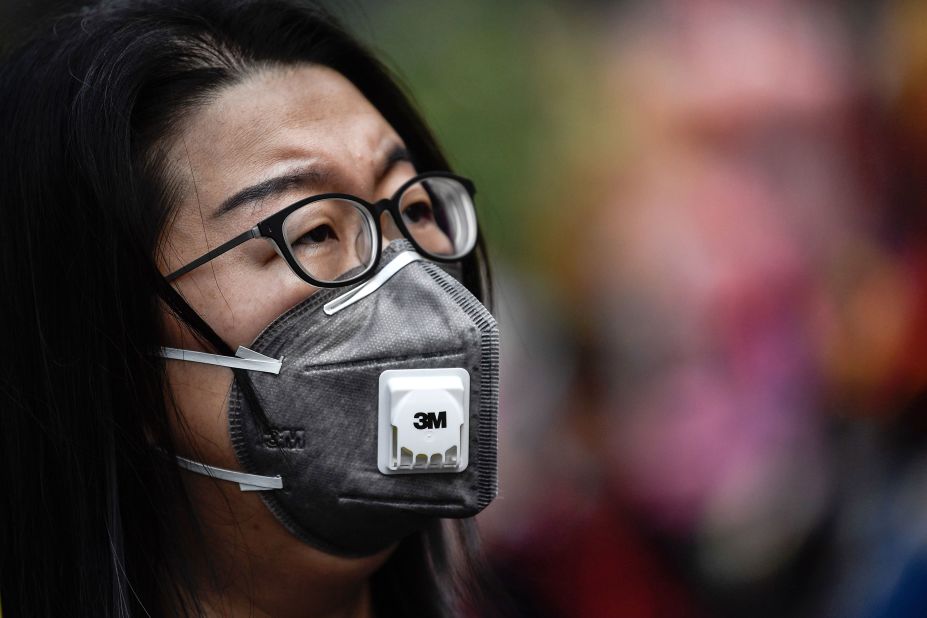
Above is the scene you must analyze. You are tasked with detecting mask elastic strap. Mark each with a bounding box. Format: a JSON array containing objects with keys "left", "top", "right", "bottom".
[
  {"left": 175, "top": 455, "right": 283, "bottom": 492},
  {"left": 323, "top": 251, "right": 424, "bottom": 316},
  {"left": 160, "top": 346, "right": 282, "bottom": 375}
]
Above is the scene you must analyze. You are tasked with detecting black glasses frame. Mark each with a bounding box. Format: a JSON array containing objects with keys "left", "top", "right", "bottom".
[{"left": 165, "top": 171, "right": 477, "bottom": 287}]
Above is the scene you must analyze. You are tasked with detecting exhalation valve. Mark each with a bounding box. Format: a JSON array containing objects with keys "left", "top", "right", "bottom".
[{"left": 378, "top": 368, "right": 470, "bottom": 475}]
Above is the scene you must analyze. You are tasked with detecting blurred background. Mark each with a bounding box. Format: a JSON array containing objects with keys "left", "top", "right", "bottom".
[
  {"left": 6, "top": 0, "right": 927, "bottom": 616},
  {"left": 340, "top": 1, "right": 927, "bottom": 616}
]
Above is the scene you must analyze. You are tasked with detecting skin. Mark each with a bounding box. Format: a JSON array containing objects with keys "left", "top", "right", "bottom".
[{"left": 157, "top": 64, "right": 423, "bottom": 618}]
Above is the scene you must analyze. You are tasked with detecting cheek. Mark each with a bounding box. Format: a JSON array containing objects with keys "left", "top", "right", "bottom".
[
  {"left": 165, "top": 359, "right": 237, "bottom": 468},
  {"left": 171, "top": 257, "right": 321, "bottom": 349}
]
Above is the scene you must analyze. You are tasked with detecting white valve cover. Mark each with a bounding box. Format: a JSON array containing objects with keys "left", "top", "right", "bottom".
[{"left": 378, "top": 368, "right": 470, "bottom": 474}]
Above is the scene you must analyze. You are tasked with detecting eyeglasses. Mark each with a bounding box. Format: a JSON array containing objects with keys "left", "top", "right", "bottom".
[{"left": 165, "top": 172, "right": 478, "bottom": 287}]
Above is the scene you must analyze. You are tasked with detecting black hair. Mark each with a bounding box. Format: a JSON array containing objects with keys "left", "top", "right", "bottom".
[{"left": 0, "top": 1, "right": 493, "bottom": 616}]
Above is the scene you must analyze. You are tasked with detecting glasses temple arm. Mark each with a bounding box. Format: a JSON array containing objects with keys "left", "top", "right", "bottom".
[{"left": 165, "top": 226, "right": 259, "bottom": 282}]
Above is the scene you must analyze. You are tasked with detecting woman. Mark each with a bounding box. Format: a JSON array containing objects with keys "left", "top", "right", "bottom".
[{"left": 0, "top": 1, "right": 499, "bottom": 616}]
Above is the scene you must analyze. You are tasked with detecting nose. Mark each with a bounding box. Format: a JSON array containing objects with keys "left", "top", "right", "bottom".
[{"left": 379, "top": 208, "right": 403, "bottom": 248}]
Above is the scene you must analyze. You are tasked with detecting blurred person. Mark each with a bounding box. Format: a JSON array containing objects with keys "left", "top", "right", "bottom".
[
  {"left": 0, "top": 1, "right": 501, "bottom": 616},
  {"left": 581, "top": 2, "right": 927, "bottom": 617},
  {"left": 583, "top": 2, "right": 879, "bottom": 615},
  {"left": 481, "top": 1, "right": 904, "bottom": 617}
]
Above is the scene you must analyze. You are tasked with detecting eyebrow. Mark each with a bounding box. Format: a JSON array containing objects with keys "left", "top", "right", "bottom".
[{"left": 212, "top": 144, "right": 412, "bottom": 218}]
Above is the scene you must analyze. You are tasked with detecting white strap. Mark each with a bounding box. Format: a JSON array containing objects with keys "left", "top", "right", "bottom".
[
  {"left": 324, "top": 251, "right": 424, "bottom": 316},
  {"left": 175, "top": 455, "right": 283, "bottom": 492},
  {"left": 160, "top": 345, "right": 282, "bottom": 375}
]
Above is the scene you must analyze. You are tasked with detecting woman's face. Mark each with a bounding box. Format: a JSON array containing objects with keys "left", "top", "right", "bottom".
[
  {"left": 161, "top": 64, "right": 417, "bottom": 347},
  {"left": 157, "top": 64, "right": 415, "bottom": 577}
]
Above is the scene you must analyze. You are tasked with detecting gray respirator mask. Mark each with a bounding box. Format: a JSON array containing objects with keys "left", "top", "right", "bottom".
[{"left": 162, "top": 241, "right": 499, "bottom": 556}]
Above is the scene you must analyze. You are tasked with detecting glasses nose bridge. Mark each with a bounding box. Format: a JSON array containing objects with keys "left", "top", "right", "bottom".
[
  {"left": 370, "top": 196, "right": 394, "bottom": 217},
  {"left": 372, "top": 196, "right": 404, "bottom": 229}
]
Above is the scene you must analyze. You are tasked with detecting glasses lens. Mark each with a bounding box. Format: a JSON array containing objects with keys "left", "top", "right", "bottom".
[
  {"left": 398, "top": 176, "right": 477, "bottom": 259},
  {"left": 282, "top": 198, "right": 376, "bottom": 284}
]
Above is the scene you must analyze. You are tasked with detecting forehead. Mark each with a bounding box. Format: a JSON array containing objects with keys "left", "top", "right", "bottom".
[{"left": 165, "top": 63, "right": 401, "bottom": 208}]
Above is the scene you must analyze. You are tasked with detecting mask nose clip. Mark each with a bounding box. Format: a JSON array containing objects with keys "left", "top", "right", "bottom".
[{"left": 323, "top": 250, "right": 424, "bottom": 315}]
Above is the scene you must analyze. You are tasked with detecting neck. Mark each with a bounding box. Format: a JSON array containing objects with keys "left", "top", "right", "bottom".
[{"left": 195, "top": 575, "right": 374, "bottom": 618}]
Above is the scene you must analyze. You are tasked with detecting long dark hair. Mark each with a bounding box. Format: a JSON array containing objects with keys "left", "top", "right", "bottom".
[{"left": 0, "top": 1, "right": 492, "bottom": 615}]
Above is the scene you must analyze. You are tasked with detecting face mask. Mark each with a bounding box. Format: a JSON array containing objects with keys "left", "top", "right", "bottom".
[{"left": 163, "top": 241, "right": 499, "bottom": 556}]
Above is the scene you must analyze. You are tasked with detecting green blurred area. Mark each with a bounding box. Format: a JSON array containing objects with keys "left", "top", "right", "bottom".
[{"left": 337, "top": 0, "right": 611, "bottom": 277}]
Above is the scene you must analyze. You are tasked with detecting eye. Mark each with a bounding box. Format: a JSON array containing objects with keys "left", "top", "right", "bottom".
[
  {"left": 402, "top": 201, "right": 435, "bottom": 224},
  {"left": 296, "top": 224, "right": 339, "bottom": 245}
]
